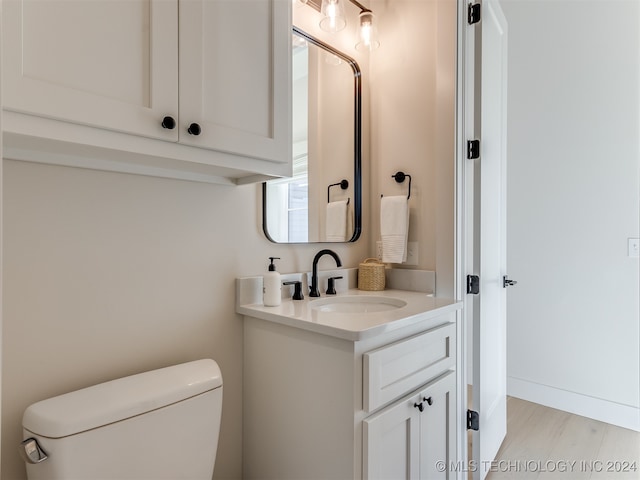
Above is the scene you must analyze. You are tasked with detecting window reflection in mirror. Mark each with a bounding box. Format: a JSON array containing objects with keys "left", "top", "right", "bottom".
[{"left": 263, "top": 27, "right": 361, "bottom": 243}]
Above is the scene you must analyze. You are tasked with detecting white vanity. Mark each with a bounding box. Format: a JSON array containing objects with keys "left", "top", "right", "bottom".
[{"left": 237, "top": 271, "right": 462, "bottom": 479}]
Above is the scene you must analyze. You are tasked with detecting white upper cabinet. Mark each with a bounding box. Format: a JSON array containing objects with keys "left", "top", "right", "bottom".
[
  {"left": 3, "top": 0, "right": 179, "bottom": 141},
  {"left": 179, "top": 0, "right": 290, "bottom": 163},
  {"left": 2, "top": 0, "right": 292, "bottom": 184}
]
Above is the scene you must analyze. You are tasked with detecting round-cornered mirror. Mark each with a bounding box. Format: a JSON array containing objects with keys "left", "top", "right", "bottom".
[{"left": 263, "top": 27, "right": 361, "bottom": 243}]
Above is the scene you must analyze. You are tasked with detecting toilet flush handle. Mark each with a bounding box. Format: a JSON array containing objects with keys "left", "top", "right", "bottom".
[{"left": 19, "top": 438, "right": 48, "bottom": 464}]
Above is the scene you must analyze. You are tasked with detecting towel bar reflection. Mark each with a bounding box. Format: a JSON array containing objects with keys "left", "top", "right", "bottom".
[
  {"left": 328, "top": 179, "right": 350, "bottom": 205},
  {"left": 381, "top": 171, "right": 412, "bottom": 199}
]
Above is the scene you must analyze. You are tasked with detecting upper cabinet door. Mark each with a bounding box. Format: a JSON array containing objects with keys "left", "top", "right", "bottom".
[
  {"left": 3, "top": 0, "right": 179, "bottom": 141},
  {"left": 179, "top": 0, "right": 291, "bottom": 164}
]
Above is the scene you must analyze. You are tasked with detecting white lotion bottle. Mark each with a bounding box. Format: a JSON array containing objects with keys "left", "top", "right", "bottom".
[{"left": 263, "top": 257, "right": 282, "bottom": 307}]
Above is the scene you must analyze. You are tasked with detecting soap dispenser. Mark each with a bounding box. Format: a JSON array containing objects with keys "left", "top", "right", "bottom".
[{"left": 263, "top": 257, "right": 282, "bottom": 307}]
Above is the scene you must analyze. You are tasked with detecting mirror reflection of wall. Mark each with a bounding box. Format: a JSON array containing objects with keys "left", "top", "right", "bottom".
[
  {"left": 263, "top": 28, "right": 361, "bottom": 243},
  {"left": 264, "top": 36, "right": 311, "bottom": 243}
]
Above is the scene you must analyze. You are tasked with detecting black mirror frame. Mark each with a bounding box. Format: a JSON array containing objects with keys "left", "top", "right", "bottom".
[{"left": 262, "top": 26, "right": 362, "bottom": 244}]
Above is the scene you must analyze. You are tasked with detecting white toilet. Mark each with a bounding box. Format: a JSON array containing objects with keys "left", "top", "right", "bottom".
[{"left": 20, "top": 359, "right": 223, "bottom": 480}]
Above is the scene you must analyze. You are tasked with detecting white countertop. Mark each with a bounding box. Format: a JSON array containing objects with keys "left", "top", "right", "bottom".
[{"left": 237, "top": 288, "right": 462, "bottom": 341}]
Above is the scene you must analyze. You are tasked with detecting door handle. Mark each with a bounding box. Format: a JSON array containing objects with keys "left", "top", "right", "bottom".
[{"left": 503, "top": 276, "right": 518, "bottom": 288}]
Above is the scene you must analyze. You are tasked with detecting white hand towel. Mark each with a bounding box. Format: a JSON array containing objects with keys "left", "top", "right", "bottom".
[
  {"left": 381, "top": 195, "right": 409, "bottom": 263},
  {"left": 326, "top": 200, "right": 348, "bottom": 242}
]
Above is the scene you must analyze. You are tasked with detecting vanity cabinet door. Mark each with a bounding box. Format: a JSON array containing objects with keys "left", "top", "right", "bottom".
[
  {"left": 363, "top": 392, "right": 421, "bottom": 479},
  {"left": 419, "top": 372, "right": 457, "bottom": 480},
  {"left": 364, "top": 372, "right": 456, "bottom": 480},
  {"left": 179, "top": 0, "right": 291, "bottom": 163},
  {"left": 3, "top": 0, "right": 179, "bottom": 141}
]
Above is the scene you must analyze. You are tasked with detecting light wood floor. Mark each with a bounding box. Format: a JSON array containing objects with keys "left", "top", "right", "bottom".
[{"left": 483, "top": 397, "right": 640, "bottom": 480}]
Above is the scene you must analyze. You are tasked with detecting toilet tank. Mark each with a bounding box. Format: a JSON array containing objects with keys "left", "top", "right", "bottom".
[{"left": 21, "top": 359, "right": 223, "bottom": 480}]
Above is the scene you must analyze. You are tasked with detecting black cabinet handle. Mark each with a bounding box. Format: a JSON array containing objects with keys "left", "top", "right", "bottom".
[
  {"left": 424, "top": 396, "right": 433, "bottom": 406},
  {"left": 161, "top": 116, "right": 176, "bottom": 130},
  {"left": 414, "top": 402, "right": 424, "bottom": 412},
  {"left": 188, "top": 123, "right": 201, "bottom": 136}
]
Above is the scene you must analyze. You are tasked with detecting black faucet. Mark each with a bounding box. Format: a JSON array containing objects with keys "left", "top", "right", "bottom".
[{"left": 309, "top": 249, "right": 342, "bottom": 297}]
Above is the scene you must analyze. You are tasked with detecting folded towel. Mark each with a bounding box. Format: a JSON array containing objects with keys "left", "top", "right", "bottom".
[
  {"left": 326, "top": 200, "right": 348, "bottom": 242},
  {"left": 381, "top": 195, "right": 409, "bottom": 263}
]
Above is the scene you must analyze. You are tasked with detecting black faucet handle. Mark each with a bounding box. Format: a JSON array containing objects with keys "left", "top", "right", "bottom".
[
  {"left": 326, "top": 276, "right": 343, "bottom": 295},
  {"left": 283, "top": 281, "right": 304, "bottom": 300}
]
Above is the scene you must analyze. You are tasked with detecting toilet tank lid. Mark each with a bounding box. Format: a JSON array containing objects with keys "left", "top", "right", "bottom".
[{"left": 23, "top": 359, "right": 222, "bottom": 439}]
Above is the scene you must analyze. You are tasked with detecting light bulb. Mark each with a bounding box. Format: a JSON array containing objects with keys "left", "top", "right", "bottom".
[
  {"left": 320, "top": 0, "right": 346, "bottom": 32},
  {"left": 355, "top": 11, "right": 380, "bottom": 51}
]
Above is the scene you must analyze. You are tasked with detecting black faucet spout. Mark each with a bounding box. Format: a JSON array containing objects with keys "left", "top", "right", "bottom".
[{"left": 310, "top": 249, "right": 343, "bottom": 297}]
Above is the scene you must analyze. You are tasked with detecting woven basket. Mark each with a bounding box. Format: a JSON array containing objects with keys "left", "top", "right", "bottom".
[{"left": 358, "top": 258, "right": 386, "bottom": 291}]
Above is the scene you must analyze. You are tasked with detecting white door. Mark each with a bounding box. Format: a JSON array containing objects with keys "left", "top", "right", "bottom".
[
  {"left": 179, "top": 0, "right": 291, "bottom": 163},
  {"left": 2, "top": 0, "right": 179, "bottom": 141},
  {"left": 470, "top": 1, "right": 509, "bottom": 479}
]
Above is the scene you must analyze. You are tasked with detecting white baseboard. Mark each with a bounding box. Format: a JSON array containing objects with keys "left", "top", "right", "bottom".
[{"left": 507, "top": 376, "right": 640, "bottom": 432}]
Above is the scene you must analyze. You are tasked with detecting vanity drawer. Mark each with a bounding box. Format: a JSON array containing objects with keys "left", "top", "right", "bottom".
[{"left": 363, "top": 322, "right": 456, "bottom": 413}]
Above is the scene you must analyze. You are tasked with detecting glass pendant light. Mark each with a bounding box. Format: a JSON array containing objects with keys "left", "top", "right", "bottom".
[
  {"left": 355, "top": 10, "right": 380, "bottom": 51},
  {"left": 319, "top": 0, "right": 346, "bottom": 32}
]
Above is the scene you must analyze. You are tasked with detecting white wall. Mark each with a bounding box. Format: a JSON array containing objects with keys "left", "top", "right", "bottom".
[
  {"left": 1, "top": 160, "right": 369, "bottom": 480},
  {"left": 503, "top": 0, "right": 640, "bottom": 430},
  {"left": 369, "top": 0, "right": 457, "bottom": 297}
]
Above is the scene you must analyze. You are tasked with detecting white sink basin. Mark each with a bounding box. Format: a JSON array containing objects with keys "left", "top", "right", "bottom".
[{"left": 310, "top": 295, "right": 407, "bottom": 314}]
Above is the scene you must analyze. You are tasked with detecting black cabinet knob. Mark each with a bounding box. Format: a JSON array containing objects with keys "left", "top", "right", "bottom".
[
  {"left": 188, "top": 123, "right": 201, "bottom": 136},
  {"left": 161, "top": 116, "right": 176, "bottom": 130},
  {"left": 414, "top": 402, "right": 424, "bottom": 412},
  {"left": 424, "top": 396, "right": 433, "bottom": 406}
]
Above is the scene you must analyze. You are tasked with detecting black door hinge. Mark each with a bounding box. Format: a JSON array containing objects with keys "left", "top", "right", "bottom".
[
  {"left": 467, "top": 139, "right": 480, "bottom": 159},
  {"left": 468, "top": 3, "right": 481, "bottom": 25},
  {"left": 466, "top": 275, "right": 480, "bottom": 295},
  {"left": 467, "top": 410, "right": 480, "bottom": 431}
]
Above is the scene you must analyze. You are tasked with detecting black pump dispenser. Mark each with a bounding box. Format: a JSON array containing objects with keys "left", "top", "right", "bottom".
[{"left": 268, "top": 257, "right": 280, "bottom": 271}]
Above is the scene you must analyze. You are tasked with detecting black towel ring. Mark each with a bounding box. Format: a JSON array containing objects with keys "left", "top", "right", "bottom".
[
  {"left": 381, "top": 171, "right": 412, "bottom": 199},
  {"left": 328, "top": 179, "right": 350, "bottom": 204}
]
